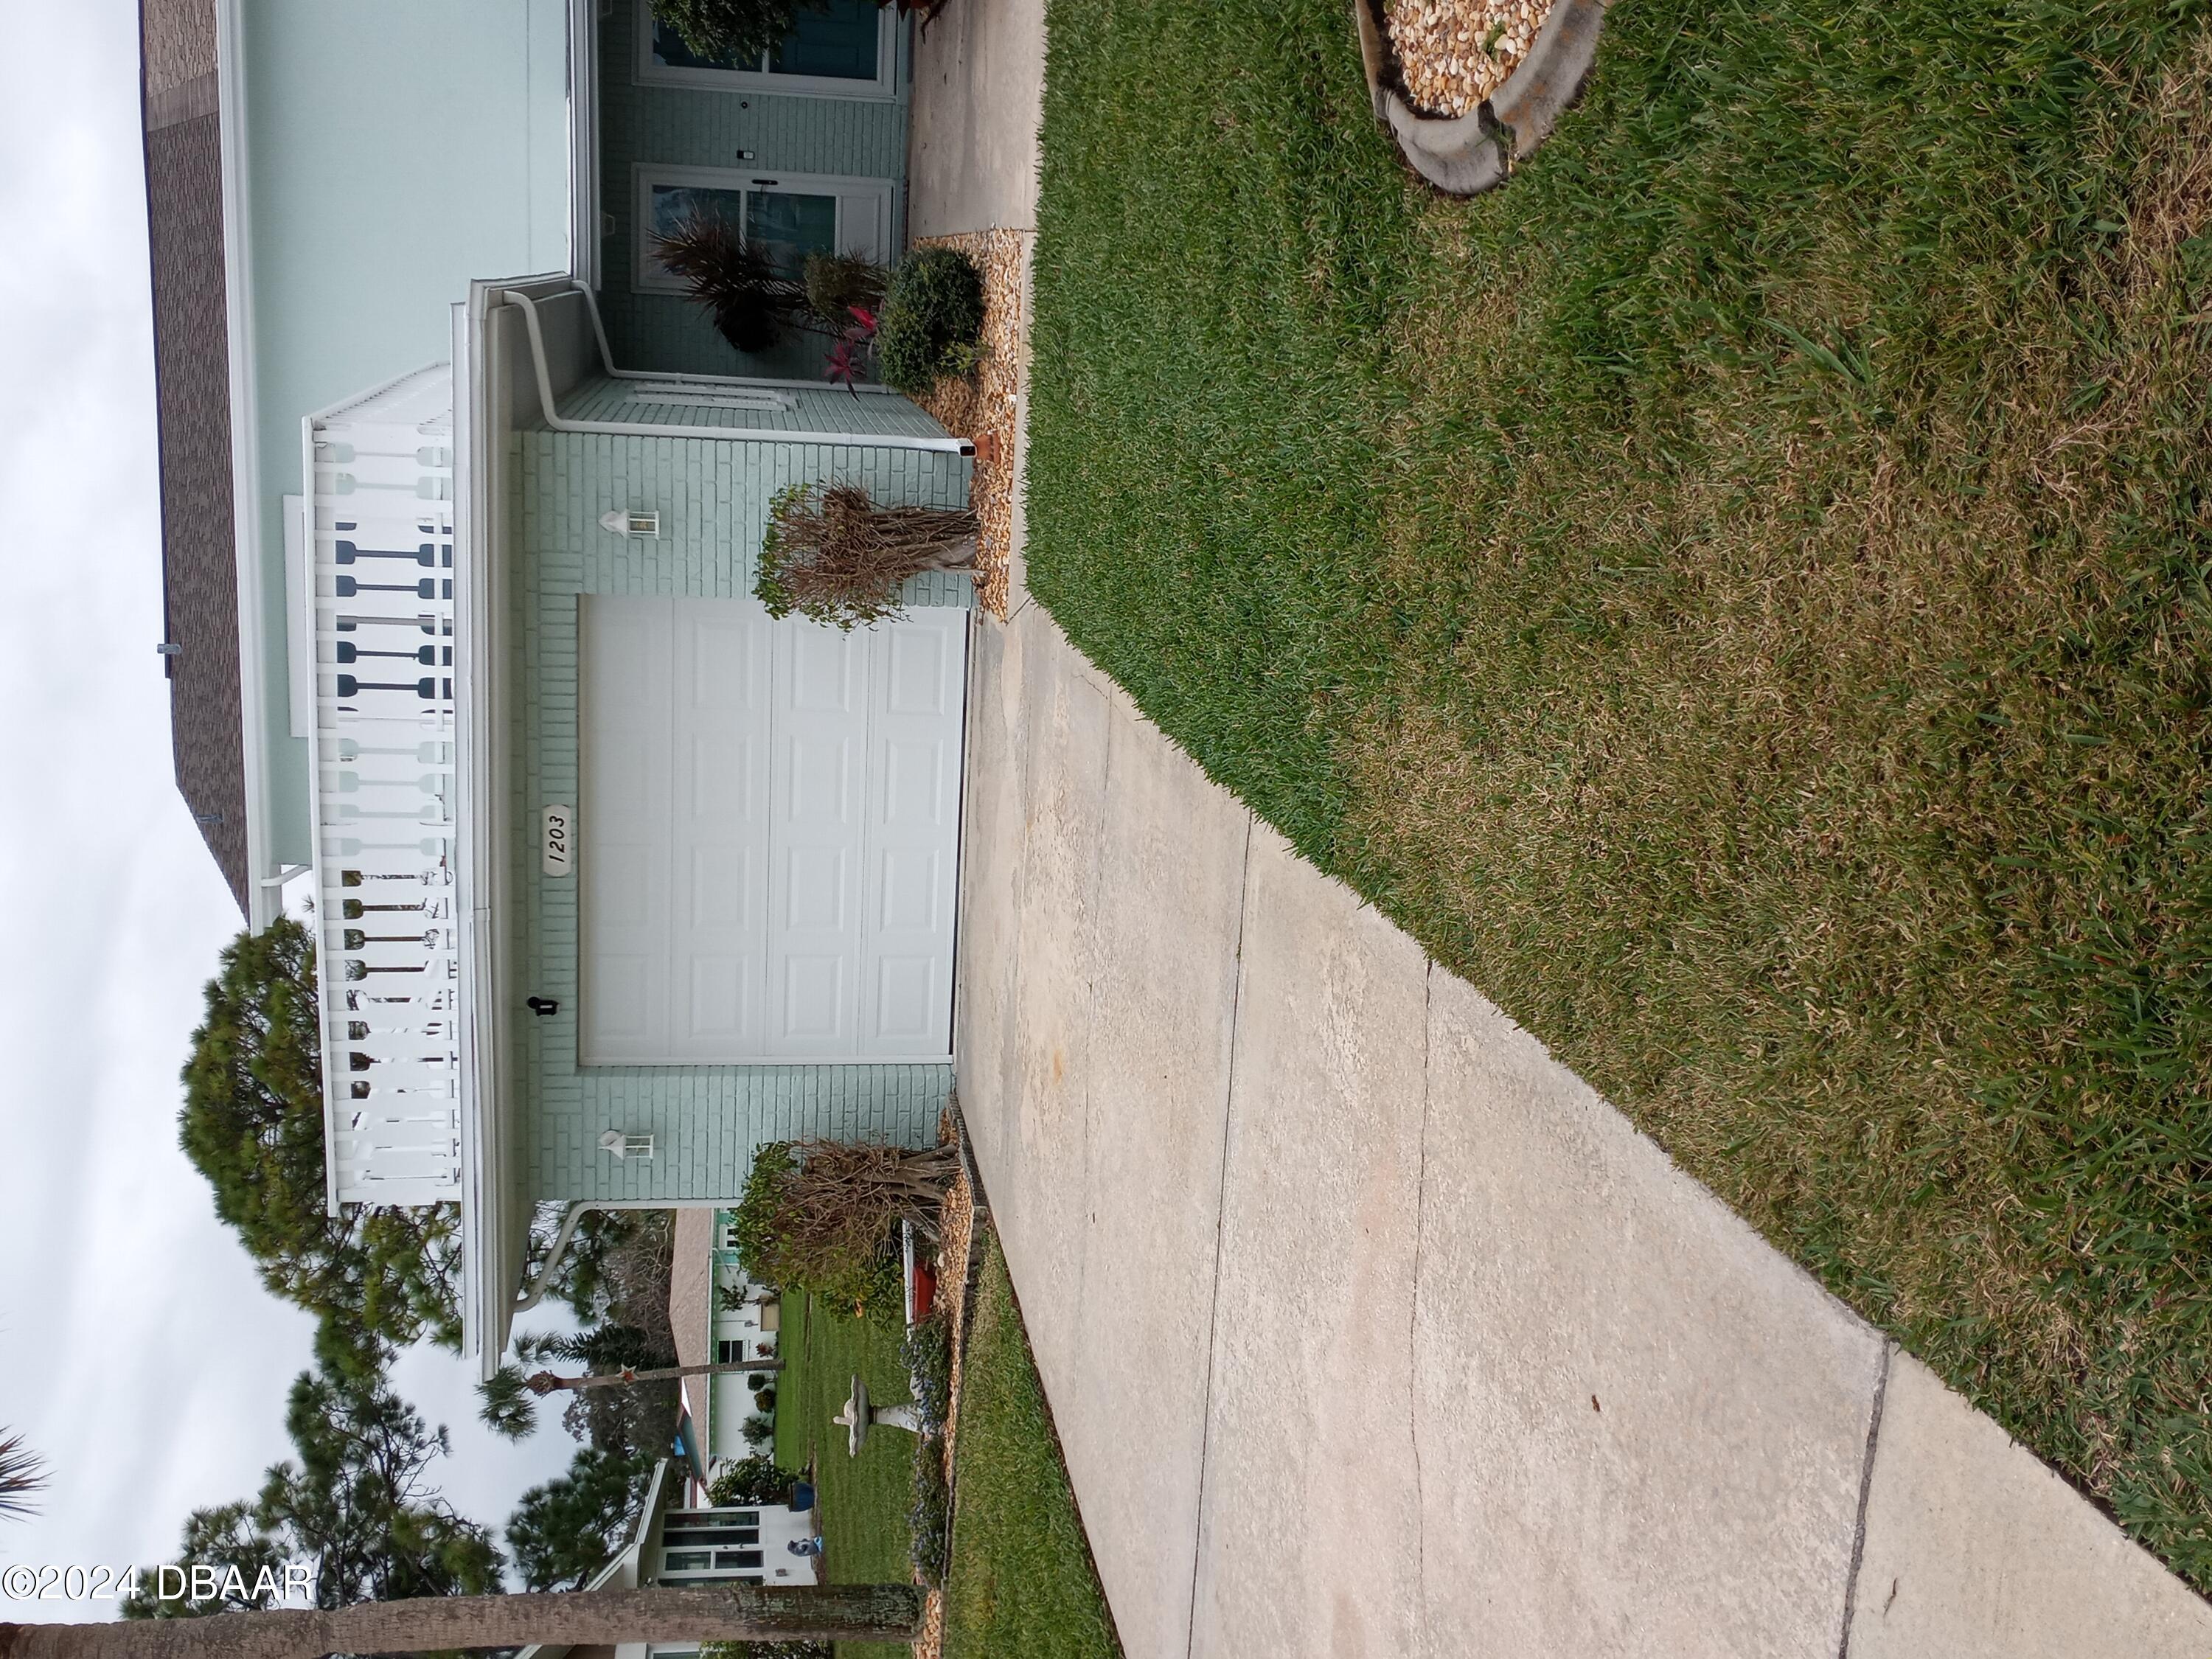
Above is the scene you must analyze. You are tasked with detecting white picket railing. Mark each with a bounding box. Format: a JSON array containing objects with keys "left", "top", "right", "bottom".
[{"left": 307, "top": 366, "right": 465, "bottom": 1206}]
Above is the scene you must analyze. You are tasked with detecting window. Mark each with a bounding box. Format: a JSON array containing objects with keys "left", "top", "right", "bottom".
[
  {"left": 632, "top": 166, "right": 891, "bottom": 294},
  {"left": 717, "top": 1338, "right": 748, "bottom": 1365},
  {"left": 638, "top": 0, "right": 897, "bottom": 100}
]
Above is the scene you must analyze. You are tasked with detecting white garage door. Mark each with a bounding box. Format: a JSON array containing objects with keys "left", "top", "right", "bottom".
[{"left": 579, "top": 595, "right": 967, "bottom": 1064}]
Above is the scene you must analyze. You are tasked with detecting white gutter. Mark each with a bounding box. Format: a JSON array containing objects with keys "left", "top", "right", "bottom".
[
  {"left": 502, "top": 291, "right": 970, "bottom": 452},
  {"left": 457, "top": 293, "right": 496, "bottom": 1369},
  {"left": 566, "top": 0, "right": 600, "bottom": 292},
  {"left": 215, "top": 0, "right": 276, "bottom": 929},
  {"left": 569, "top": 281, "right": 901, "bottom": 394}
]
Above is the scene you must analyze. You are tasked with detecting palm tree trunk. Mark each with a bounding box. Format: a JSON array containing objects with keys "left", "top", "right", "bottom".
[
  {"left": 0, "top": 1582, "right": 922, "bottom": 1658},
  {"left": 526, "top": 1356, "right": 782, "bottom": 1395}
]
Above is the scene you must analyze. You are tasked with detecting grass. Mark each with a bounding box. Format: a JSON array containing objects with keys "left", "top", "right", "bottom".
[
  {"left": 772, "top": 1293, "right": 916, "bottom": 1659},
  {"left": 942, "top": 1231, "right": 1121, "bottom": 1659},
  {"left": 1027, "top": 0, "right": 2212, "bottom": 1590}
]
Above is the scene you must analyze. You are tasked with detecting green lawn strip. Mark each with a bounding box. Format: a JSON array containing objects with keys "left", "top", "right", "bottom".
[
  {"left": 1030, "top": 0, "right": 2212, "bottom": 1587},
  {"left": 771, "top": 1293, "right": 917, "bottom": 1659},
  {"left": 942, "top": 1231, "right": 1121, "bottom": 1659}
]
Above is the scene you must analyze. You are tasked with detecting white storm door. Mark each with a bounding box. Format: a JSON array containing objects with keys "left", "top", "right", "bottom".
[
  {"left": 765, "top": 620, "right": 869, "bottom": 1056},
  {"left": 580, "top": 597, "right": 773, "bottom": 1065},
  {"left": 858, "top": 611, "right": 967, "bottom": 1057}
]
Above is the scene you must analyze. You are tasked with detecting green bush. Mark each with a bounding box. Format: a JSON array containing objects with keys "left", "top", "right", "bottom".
[
  {"left": 909, "top": 1437, "right": 950, "bottom": 1586},
  {"left": 706, "top": 1453, "right": 788, "bottom": 1508},
  {"left": 729, "top": 1139, "right": 909, "bottom": 1322},
  {"left": 876, "top": 248, "right": 985, "bottom": 394},
  {"left": 901, "top": 1313, "right": 952, "bottom": 1435},
  {"left": 742, "top": 1411, "right": 775, "bottom": 1449}
]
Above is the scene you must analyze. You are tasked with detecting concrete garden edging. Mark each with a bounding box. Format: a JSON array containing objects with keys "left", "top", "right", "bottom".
[{"left": 1354, "top": 0, "right": 1610, "bottom": 194}]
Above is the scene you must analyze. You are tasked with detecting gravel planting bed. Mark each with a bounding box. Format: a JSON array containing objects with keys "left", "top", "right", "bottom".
[{"left": 1385, "top": 0, "right": 1556, "bottom": 114}]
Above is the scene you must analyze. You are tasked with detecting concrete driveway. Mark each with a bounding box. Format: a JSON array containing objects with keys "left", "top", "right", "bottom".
[{"left": 917, "top": 8, "right": 2212, "bottom": 1655}]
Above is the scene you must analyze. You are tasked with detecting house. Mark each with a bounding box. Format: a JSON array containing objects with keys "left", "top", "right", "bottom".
[
  {"left": 139, "top": 0, "right": 977, "bottom": 1379},
  {"left": 515, "top": 1458, "right": 823, "bottom": 1659},
  {"left": 667, "top": 1208, "right": 783, "bottom": 1465}
]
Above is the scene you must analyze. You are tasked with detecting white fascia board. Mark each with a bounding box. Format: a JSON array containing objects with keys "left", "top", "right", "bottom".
[
  {"left": 458, "top": 290, "right": 501, "bottom": 1374},
  {"left": 216, "top": 0, "right": 276, "bottom": 929}
]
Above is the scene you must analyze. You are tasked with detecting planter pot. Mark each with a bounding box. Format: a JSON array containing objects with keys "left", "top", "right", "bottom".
[{"left": 1354, "top": 0, "right": 1610, "bottom": 195}]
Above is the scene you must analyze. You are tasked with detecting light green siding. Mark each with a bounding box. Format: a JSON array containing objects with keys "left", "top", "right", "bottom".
[
  {"left": 594, "top": 0, "right": 910, "bottom": 378},
  {"left": 558, "top": 379, "right": 950, "bottom": 439},
  {"left": 509, "top": 414, "right": 970, "bottom": 1203},
  {"left": 244, "top": 0, "right": 574, "bottom": 869}
]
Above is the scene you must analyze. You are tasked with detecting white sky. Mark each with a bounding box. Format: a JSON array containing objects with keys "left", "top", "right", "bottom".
[{"left": 0, "top": 0, "right": 576, "bottom": 1618}]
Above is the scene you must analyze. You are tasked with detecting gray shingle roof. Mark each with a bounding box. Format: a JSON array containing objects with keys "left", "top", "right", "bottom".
[{"left": 142, "top": 0, "right": 248, "bottom": 914}]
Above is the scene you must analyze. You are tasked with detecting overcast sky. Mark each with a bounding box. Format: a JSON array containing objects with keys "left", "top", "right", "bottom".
[{"left": 0, "top": 0, "right": 575, "bottom": 1618}]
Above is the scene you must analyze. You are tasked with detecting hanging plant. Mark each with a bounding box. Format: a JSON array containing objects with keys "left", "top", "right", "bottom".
[
  {"left": 653, "top": 208, "right": 810, "bottom": 355},
  {"left": 756, "top": 484, "right": 978, "bottom": 630}
]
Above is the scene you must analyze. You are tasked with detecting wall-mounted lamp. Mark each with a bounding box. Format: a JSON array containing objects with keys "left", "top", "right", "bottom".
[
  {"left": 526, "top": 996, "right": 560, "bottom": 1018},
  {"left": 599, "top": 1130, "right": 655, "bottom": 1161},
  {"left": 599, "top": 509, "right": 660, "bottom": 539}
]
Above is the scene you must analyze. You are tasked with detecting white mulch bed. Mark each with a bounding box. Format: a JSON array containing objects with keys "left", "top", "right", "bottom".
[{"left": 1385, "top": 0, "right": 1554, "bottom": 116}]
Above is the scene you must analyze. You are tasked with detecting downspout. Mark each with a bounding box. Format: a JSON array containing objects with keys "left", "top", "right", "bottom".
[
  {"left": 512, "top": 1201, "right": 594, "bottom": 1315},
  {"left": 503, "top": 292, "right": 963, "bottom": 451}
]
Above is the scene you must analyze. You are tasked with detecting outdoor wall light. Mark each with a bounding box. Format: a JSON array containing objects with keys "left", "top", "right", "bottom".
[
  {"left": 599, "top": 1130, "right": 655, "bottom": 1161},
  {"left": 526, "top": 995, "right": 560, "bottom": 1017},
  {"left": 599, "top": 508, "right": 661, "bottom": 538}
]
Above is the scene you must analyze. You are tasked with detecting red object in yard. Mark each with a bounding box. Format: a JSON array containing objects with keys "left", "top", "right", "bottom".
[
  {"left": 910, "top": 1259, "right": 939, "bottom": 1323},
  {"left": 969, "top": 432, "right": 1002, "bottom": 467}
]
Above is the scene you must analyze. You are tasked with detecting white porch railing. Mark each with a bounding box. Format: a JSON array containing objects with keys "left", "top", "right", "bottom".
[{"left": 307, "top": 366, "right": 465, "bottom": 1207}]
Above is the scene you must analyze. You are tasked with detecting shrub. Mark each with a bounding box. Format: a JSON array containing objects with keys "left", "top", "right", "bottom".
[
  {"left": 756, "top": 484, "right": 978, "bottom": 630},
  {"left": 909, "top": 1436, "right": 950, "bottom": 1586},
  {"left": 731, "top": 1138, "right": 959, "bottom": 1321},
  {"left": 902, "top": 1313, "right": 953, "bottom": 1434},
  {"left": 742, "top": 1411, "right": 775, "bottom": 1448},
  {"left": 653, "top": 207, "right": 807, "bottom": 355},
  {"left": 875, "top": 248, "right": 985, "bottom": 394},
  {"left": 706, "top": 1453, "right": 788, "bottom": 1509},
  {"left": 754, "top": 1386, "right": 777, "bottom": 1413},
  {"left": 746, "top": 1370, "right": 768, "bottom": 1393},
  {"left": 802, "top": 251, "right": 888, "bottom": 328}
]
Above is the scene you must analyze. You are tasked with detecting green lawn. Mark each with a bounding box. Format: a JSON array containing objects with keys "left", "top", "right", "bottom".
[
  {"left": 942, "top": 1232, "right": 1121, "bottom": 1659},
  {"left": 772, "top": 1294, "right": 916, "bottom": 1659},
  {"left": 1029, "top": 0, "right": 2212, "bottom": 1590}
]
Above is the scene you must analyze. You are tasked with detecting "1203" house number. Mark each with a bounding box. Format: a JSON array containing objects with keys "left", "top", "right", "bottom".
[{"left": 542, "top": 804, "right": 574, "bottom": 876}]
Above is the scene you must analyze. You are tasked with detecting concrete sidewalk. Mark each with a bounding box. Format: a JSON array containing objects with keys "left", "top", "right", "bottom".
[{"left": 914, "top": 9, "right": 2212, "bottom": 1655}]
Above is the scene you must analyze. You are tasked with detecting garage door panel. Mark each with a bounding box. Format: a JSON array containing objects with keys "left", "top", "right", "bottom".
[
  {"left": 584, "top": 596, "right": 964, "bottom": 1064},
  {"left": 884, "top": 626, "right": 950, "bottom": 714},
  {"left": 779, "top": 956, "right": 850, "bottom": 1043}
]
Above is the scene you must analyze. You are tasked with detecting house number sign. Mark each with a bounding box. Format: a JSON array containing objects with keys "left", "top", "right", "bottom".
[{"left": 543, "top": 805, "right": 574, "bottom": 876}]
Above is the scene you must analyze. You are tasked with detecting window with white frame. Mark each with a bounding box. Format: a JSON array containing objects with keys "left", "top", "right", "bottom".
[
  {"left": 633, "top": 164, "right": 892, "bottom": 293},
  {"left": 637, "top": 0, "right": 897, "bottom": 99}
]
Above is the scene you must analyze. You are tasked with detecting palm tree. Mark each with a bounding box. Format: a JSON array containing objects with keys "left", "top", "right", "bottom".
[
  {"left": 0, "top": 1430, "right": 45, "bottom": 1520},
  {"left": 0, "top": 1582, "right": 921, "bottom": 1658}
]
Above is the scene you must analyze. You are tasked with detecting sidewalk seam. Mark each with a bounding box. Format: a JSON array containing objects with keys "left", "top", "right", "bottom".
[
  {"left": 1408, "top": 959, "right": 1436, "bottom": 1657},
  {"left": 1837, "top": 1340, "right": 1894, "bottom": 1659},
  {"left": 1183, "top": 809, "right": 1256, "bottom": 1659}
]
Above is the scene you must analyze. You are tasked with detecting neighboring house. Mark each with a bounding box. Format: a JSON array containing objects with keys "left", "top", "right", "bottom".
[
  {"left": 140, "top": 0, "right": 977, "bottom": 1379},
  {"left": 517, "top": 1458, "right": 822, "bottom": 1659}
]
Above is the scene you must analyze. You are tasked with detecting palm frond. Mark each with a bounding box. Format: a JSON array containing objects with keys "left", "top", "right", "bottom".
[{"left": 0, "top": 1430, "right": 49, "bottom": 1519}]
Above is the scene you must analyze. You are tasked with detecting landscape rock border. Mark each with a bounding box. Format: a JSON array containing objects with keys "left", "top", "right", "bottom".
[{"left": 1354, "top": 0, "right": 1610, "bottom": 194}]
